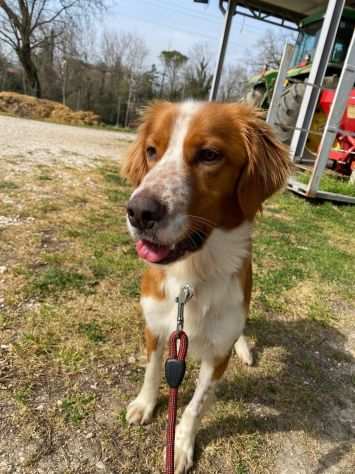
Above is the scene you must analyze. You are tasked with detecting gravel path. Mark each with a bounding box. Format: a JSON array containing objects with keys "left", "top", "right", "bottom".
[{"left": 0, "top": 115, "right": 134, "bottom": 170}]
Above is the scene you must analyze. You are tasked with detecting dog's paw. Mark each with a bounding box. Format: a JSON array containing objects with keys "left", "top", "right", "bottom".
[
  {"left": 174, "top": 426, "right": 195, "bottom": 473},
  {"left": 126, "top": 396, "right": 156, "bottom": 425},
  {"left": 234, "top": 335, "right": 254, "bottom": 366}
]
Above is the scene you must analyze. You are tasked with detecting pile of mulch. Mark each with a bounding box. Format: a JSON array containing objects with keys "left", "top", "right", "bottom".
[{"left": 0, "top": 92, "right": 101, "bottom": 126}]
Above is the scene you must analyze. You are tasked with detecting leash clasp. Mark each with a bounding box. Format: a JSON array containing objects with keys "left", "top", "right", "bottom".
[{"left": 175, "top": 284, "right": 193, "bottom": 333}]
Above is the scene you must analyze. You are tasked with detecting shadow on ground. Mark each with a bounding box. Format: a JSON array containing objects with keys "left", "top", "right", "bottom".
[{"left": 195, "top": 316, "right": 355, "bottom": 473}]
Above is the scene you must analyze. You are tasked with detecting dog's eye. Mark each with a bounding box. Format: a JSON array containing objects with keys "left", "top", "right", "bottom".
[
  {"left": 146, "top": 146, "right": 157, "bottom": 161},
  {"left": 197, "top": 148, "right": 222, "bottom": 164}
]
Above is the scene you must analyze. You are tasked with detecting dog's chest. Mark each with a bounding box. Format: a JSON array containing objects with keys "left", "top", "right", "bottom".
[{"left": 142, "top": 274, "right": 246, "bottom": 360}]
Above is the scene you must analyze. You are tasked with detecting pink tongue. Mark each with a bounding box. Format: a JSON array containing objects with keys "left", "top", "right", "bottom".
[{"left": 136, "top": 240, "right": 171, "bottom": 263}]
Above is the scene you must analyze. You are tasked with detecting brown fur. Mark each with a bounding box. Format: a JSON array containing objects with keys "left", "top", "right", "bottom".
[
  {"left": 144, "top": 326, "right": 159, "bottom": 361},
  {"left": 121, "top": 101, "right": 290, "bottom": 227},
  {"left": 121, "top": 101, "right": 177, "bottom": 186},
  {"left": 182, "top": 103, "right": 290, "bottom": 241},
  {"left": 141, "top": 266, "right": 166, "bottom": 300},
  {"left": 234, "top": 105, "right": 291, "bottom": 218},
  {"left": 212, "top": 353, "right": 232, "bottom": 380},
  {"left": 238, "top": 256, "right": 252, "bottom": 315}
]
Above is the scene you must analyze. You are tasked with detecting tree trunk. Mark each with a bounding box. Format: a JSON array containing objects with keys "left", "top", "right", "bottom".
[
  {"left": 62, "top": 60, "right": 68, "bottom": 105},
  {"left": 116, "top": 96, "right": 121, "bottom": 127},
  {"left": 18, "top": 45, "right": 42, "bottom": 98}
]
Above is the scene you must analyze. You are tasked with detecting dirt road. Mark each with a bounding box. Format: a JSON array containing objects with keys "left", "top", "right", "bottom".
[{"left": 0, "top": 115, "right": 133, "bottom": 170}]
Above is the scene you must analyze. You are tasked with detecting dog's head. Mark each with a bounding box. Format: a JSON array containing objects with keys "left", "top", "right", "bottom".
[{"left": 122, "top": 101, "right": 290, "bottom": 265}]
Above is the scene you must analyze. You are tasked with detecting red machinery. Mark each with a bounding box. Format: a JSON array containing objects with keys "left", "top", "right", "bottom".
[{"left": 319, "top": 89, "right": 355, "bottom": 176}]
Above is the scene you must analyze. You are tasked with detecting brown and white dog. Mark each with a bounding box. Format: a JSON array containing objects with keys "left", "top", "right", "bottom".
[{"left": 122, "top": 101, "right": 289, "bottom": 473}]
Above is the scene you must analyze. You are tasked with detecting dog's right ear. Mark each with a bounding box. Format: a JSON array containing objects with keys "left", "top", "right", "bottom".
[
  {"left": 120, "top": 121, "right": 149, "bottom": 187},
  {"left": 234, "top": 105, "right": 290, "bottom": 218}
]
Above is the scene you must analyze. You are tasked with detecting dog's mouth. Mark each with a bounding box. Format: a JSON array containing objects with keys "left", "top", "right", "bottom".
[{"left": 135, "top": 231, "right": 206, "bottom": 265}]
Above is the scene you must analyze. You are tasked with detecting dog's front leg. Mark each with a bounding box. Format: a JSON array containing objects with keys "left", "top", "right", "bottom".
[
  {"left": 174, "top": 354, "right": 231, "bottom": 473},
  {"left": 126, "top": 327, "right": 164, "bottom": 425}
]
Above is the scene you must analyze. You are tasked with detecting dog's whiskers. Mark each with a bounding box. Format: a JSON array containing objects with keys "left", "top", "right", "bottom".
[
  {"left": 188, "top": 223, "right": 208, "bottom": 237},
  {"left": 187, "top": 215, "right": 216, "bottom": 231},
  {"left": 187, "top": 214, "right": 217, "bottom": 226}
]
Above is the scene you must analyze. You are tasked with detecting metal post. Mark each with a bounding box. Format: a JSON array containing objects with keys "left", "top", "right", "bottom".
[
  {"left": 209, "top": 0, "right": 237, "bottom": 101},
  {"left": 289, "top": 0, "right": 345, "bottom": 161},
  {"left": 307, "top": 29, "right": 355, "bottom": 197},
  {"left": 266, "top": 43, "right": 295, "bottom": 126}
]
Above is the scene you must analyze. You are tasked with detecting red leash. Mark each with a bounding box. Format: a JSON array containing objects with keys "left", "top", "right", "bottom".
[
  {"left": 165, "top": 330, "right": 188, "bottom": 474},
  {"left": 165, "top": 285, "right": 193, "bottom": 474}
]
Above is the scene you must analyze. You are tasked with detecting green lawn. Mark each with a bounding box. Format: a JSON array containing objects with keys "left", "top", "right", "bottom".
[{"left": 296, "top": 168, "right": 355, "bottom": 197}]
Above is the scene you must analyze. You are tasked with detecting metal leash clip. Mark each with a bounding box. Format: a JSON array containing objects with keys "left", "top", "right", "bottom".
[{"left": 175, "top": 284, "right": 193, "bottom": 334}]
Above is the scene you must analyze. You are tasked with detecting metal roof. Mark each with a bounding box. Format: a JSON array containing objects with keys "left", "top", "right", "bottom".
[{"left": 209, "top": 1, "right": 355, "bottom": 23}]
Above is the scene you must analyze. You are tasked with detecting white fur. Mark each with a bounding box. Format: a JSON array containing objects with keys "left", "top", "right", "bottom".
[
  {"left": 126, "top": 341, "right": 164, "bottom": 425},
  {"left": 235, "top": 334, "right": 253, "bottom": 366},
  {"left": 174, "top": 361, "right": 216, "bottom": 473},
  {"left": 126, "top": 223, "right": 252, "bottom": 472},
  {"left": 163, "top": 101, "right": 202, "bottom": 167},
  {"left": 142, "top": 222, "right": 252, "bottom": 360}
]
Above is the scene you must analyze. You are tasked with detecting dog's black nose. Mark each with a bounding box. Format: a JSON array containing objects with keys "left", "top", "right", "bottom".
[{"left": 127, "top": 194, "right": 167, "bottom": 231}]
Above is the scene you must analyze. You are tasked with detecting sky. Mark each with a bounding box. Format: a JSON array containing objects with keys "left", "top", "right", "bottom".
[{"left": 103, "top": 0, "right": 295, "bottom": 70}]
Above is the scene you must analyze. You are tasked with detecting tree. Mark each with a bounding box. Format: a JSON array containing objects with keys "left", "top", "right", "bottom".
[
  {"left": 0, "top": 43, "right": 9, "bottom": 90},
  {"left": 219, "top": 65, "right": 248, "bottom": 101},
  {"left": 183, "top": 42, "right": 213, "bottom": 99},
  {"left": 99, "top": 30, "right": 149, "bottom": 126},
  {"left": 0, "top": 41, "right": 7, "bottom": 69},
  {"left": 159, "top": 49, "right": 188, "bottom": 99},
  {"left": 140, "top": 64, "right": 160, "bottom": 99},
  {"left": 247, "top": 29, "right": 295, "bottom": 74},
  {"left": 0, "top": 0, "right": 104, "bottom": 98}
]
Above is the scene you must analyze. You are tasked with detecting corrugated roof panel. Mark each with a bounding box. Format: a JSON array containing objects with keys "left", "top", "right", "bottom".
[{"left": 202, "top": 1, "right": 355, "bottom": 23}]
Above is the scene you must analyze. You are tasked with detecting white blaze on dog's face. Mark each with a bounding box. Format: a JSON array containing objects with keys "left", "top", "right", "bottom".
[
  {"left": 127, "top": 102, "right": 200, "bottom": 252},
  {"left": 122, "top": 100, "right": 290, "bottom": 265}
]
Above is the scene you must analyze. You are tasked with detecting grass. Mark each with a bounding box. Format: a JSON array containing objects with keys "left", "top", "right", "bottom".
[
  {"left": 0, "top": 150, "right": 354, "bottom": 473},
  {"left": 254, "top": 194, "right": 355, "bottom": 305},
  {"left": 38, "top": 174, "right": 52, "bottom": 181},
  {"left": 296, "top": 169, "right": 355, "bottom": 197},
  {"left": 14, "top": 385, "right": 33, "bottom": 405},
  {"left": 61, "top": 393, "right": 96, "bottom": 424},
  {"left": 29, "top": 265, "right": 92, "bottom": 297},
  {"left": 0, "top": 179, "right": 19, "bottom": 191},
  {"left": 78, "top": 320, "right": 106, "bottom": 343}
]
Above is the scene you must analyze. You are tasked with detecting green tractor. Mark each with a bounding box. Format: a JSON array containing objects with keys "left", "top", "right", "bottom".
[{"left": 246, "top": 7, "right": 355, "bottom": 150}]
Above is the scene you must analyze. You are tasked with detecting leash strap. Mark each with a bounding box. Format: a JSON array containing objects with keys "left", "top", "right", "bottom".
[{"left": 165, "top": 330, "right": 188, "bottom": 474}]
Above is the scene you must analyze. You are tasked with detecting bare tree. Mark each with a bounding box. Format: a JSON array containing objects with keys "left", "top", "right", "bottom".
[
  {"left": 0, "top": 0, "right": 105, "bottom": 97},
  {"left": 0, "top": 42, "right": 9, "bottom": 89},
  {"left": 219, "top": 65, "right": 248, "bottom": 101},
  {"left": 122, "top": 32, "right": 148, "bottom": 126},
  {"left": 0, "top": 40, "right": 7, "bottom": 65},
  {"left": 102, "top": 31, "right": 122, "bottom": 70},
  {"left": 100, "top": 30, "right": 149, "bottom": 126},
  {"left": 102, "top": 31, "right": 148, "bottom": 72},
  {"left": 247, "top": 29, "right": 295, "bottom": 74}
]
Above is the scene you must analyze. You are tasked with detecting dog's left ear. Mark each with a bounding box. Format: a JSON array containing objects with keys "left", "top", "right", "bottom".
[
  {"left": 237, "top": 107, "right": 291, "bottom": 218},
  {"left": 120, "top": 120, "right": 149, "bottom": 187}
]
